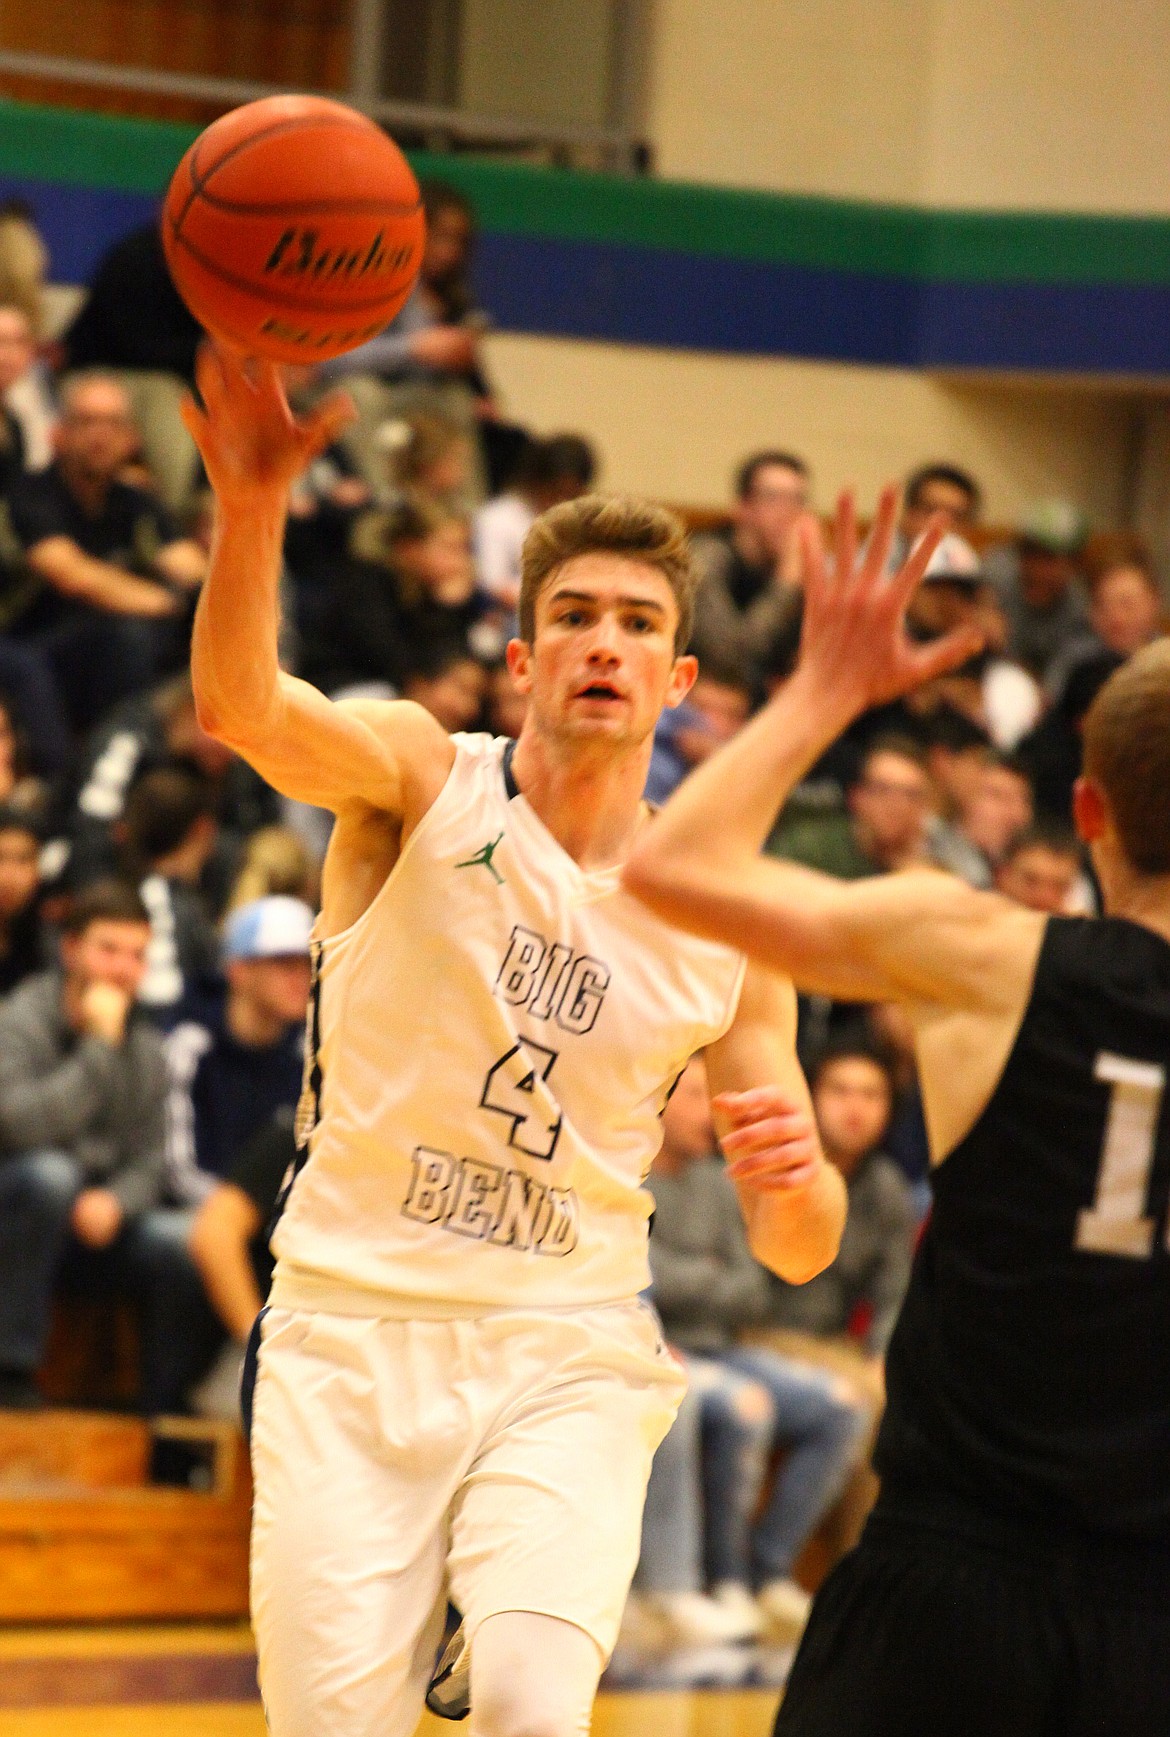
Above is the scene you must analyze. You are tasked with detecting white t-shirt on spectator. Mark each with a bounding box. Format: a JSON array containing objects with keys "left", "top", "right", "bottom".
[{"left": 473, "top": 492, "right": 535, "bottom": 603}]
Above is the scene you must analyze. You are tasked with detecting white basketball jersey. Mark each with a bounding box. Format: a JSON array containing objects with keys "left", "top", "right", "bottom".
[{"left": 271, "top": 733, "right": 745, "bottom": 1314}]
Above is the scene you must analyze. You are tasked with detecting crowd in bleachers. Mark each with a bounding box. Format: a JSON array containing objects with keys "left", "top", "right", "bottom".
[{"left": 0, "top": 178, "right": 1165, "bottom": 1640}]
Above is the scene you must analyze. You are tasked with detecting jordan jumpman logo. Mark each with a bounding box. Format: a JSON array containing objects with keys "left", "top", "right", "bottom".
[{"left": 455, "top": 832, "right": 506, "bottom": 885}]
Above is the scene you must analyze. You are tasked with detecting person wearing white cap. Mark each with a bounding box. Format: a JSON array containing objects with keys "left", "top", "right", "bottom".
[
  {"left": 907, "top": 533, "right": 1042, "bottom": 751},
  {"left": 163, "top": 895, "right": 312, "bottom": 1210}
]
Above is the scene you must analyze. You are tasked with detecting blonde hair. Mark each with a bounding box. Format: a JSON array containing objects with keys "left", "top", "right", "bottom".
[
  {"left": 227, "top": 826, "right": 317, "bottom": 913},
  {"left": 518, "top": 494, "right": 695, "bottom": 653},
  {"left": 1082, "top": 639, "right": 1170, "bottom": 874}
]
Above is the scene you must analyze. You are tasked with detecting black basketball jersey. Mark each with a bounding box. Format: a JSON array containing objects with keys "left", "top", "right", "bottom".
[{"left": 875, "top": 915, "right": 1170, "bottom": 1541}]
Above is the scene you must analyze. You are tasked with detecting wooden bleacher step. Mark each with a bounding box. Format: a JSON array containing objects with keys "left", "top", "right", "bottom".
[{"left": 0, "top": 1411, "right": 251, "bottom": 1621}]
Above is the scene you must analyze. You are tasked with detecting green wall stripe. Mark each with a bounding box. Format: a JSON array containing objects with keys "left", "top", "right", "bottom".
[{"left": 4, "top": 96, "right": 1170, "bottom": 287}]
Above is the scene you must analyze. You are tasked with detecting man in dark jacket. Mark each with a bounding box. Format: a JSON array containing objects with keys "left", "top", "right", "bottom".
[{"left": 0, "top": 879, "right": 210, "bottom": 1410}]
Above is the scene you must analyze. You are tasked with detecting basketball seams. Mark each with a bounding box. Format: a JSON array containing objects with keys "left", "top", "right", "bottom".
[
  {"left": 171, "top": 228, "right": 422, "bottom": 315},
  {"left": 189, "top": 192, "right": 422, "bottom": 220},
  {"left": 172, "top": 112, "right": 395, "bottom": 242}
]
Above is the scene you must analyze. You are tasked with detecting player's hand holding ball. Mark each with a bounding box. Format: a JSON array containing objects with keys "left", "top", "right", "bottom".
[
  {"left": 716, "top": 1087, "right": 824, "bottom": 1191},
  {"left": 162, "top": 94, "right": 427, "bottom": 505}
]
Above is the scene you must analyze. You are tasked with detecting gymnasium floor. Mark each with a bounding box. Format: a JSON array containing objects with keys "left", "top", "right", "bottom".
[{"left": 0, "top": 1622, "right": 784, "bottom": 1736}]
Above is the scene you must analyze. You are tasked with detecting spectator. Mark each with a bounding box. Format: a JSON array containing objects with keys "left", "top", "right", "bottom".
[
  {"left": 1017, "top": 649, "right": 1123, "bottom": 823},
  {"left": 888, "top": 462, "right": 982, "bottom": 569},
  {"left": 645, "top": 659, "right": 752, "bottom": 805},
  {"left": 59, "top": 671, "right": 275, "bottom": 896},
  {"left": 1047, "top": 556, "right": 1166, "bottom": 700},
  {"left": 401, "top": 645, "right": 488, "bottom": 735},
  {"left": 689, "top": 451, "right": 809, "bottom": 689},
  {"left": 0, "top": 199, "right": 48, "bottom": 341},
  {"left": 188, "top": 1112, "right": 297, "bottom": 1420},
  {"left": 930, "top": 751, "right": 1034, "bottom": 889},
  {"left": 6, "top": 374, "right": 207, "bottom": 733},
  {"left": 315, "top": 180, "right": 494, "bottom": 498},
  {"left": 0, "top": 880, "right": 211, "bottom": 1412},
  {"left": 380, "top": 408, "right": 475, "bottom": 512},
  {"left": 164, "top": 895, "right": 310, "bottom": 1208},
  {"left": 60, "top": 222, "right": 204, "bottom": 513},
  {"left": 907, "top": 534, "right": 1042, "bottom": 750},
  {"left": 116, "top": 765, "right": 222, "bottom": 1015},
  {"left": 995, "top": 822, "right": 1084, "bottom": 914},
  {"left": 225, "top": 825, "right": 317, "bottom": 914},
  {"left": 305, "top": 496, "right": 482, "bottom": 695},
  {"left": 770, "top": 737, "right": 933, "bottom": 879},
  {"left": 0, "top": 302, "right": 55, "bottom": 473},
  {"left": 763, "top": 1040, "right": 915, "bottom": 1367},
  {"left": 920, "top": 707, "right": 992, "bottom": 831},
  {"left": 0, "top": 686, "right": 49, "bottom": 815},
  {"left": 0, "top": 806, "right": 46, "bottom": 995},
  {"left": 483, "top": 658, "right": 529, "bottom": 741},
  {"left": 985, "top": 499, "right": 1092, "bottom": 685},
  {"left": 474, "top": 434, "right": 598, "bottom": 612},
  {"left": 647, "top": 1056, "right": 868, "bottom": 1634}
]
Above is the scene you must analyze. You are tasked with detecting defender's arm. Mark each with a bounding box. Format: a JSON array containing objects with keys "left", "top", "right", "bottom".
[{"left": 705, "top": 962, "right": 846, "bottom": 1284}]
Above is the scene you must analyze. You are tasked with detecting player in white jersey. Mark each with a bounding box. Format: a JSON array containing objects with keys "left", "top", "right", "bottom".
[{"left": 183, "top": 342, "right": 852, "bottom": 1737}]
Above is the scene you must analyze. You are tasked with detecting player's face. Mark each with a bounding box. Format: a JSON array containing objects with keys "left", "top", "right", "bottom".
[
  {"left": 814, "top": 1058, "right": 892, "bottom": 1169},
  {"left": 510, "top": 554, "right": 696, "bottom": 752}
]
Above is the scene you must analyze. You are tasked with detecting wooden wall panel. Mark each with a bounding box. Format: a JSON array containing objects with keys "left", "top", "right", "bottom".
[{"left": 0, "top": 0, "right": 352, "bottom": 125}]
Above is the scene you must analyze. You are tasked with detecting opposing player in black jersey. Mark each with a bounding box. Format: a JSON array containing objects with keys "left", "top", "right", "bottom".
[{"left": 624, "top": 487, "right": 1170, "bottom": 1737}]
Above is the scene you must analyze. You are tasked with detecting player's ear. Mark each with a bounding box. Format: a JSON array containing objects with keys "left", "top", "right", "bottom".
[
  {"left": 1072, "top": 776, "right": 1107, "bottom": 844},
  {"left": 664, "top": 653, "right": 698, "bottom": 709},
  {"left": 506, "top": 636, "right": 533, "bottom": 695}
]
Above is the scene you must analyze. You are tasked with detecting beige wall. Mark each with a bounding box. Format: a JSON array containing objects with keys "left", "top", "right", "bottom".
[
  {"left": 483, "top": 331, "right": 1139, "bottom": 527},
  {"left": 646, "top": 0, "right": 1170, "bottom": 215},
  {"left": 458, "top": 0, "right": 615, "bottom": 128}
]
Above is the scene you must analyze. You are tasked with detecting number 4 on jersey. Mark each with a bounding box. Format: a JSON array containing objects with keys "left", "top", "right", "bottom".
[{"left": 481, "top": 1039, "right": 562, "bottom": 1162}]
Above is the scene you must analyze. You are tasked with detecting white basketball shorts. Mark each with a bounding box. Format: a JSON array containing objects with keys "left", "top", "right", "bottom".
[{"left": 248, "top": 1298, "right": 685, "bottom": 1737}]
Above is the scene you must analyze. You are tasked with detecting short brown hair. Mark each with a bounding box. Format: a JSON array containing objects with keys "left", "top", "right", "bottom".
[
  {"left": 518, "top": 494, "right": 696, "bottom": 653},
  {"left": 1082, "top": 639, "right": 1170, "bottom": 874},
  {"left": 62, "top": 878, "right": 149, "bottom": 936}
]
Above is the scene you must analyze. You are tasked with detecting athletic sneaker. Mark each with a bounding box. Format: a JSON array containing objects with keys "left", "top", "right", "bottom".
[
  {"left": 757, "top": 1577, "right": 813, "bottom": 1634},
  {"left": 642, "top": 1590, "right": 759, "bottom": 1647},
  {"left": 425, "top": 1623, "right": 470, "bottom": 1721},
  {"left": 710, "top": 1580, "right": 765, "bottom": 1639}
]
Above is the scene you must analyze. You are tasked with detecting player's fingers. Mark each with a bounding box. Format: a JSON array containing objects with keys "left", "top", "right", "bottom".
[
  {"left": 193, "top": 338, "right": 230, "bottom": 415},
  {"left": 713, "top": 1088, "right": 806, "bottom": 1121},
  {"left": 178, "top": 390, "right": 208, "bottom": 445},
  {"left": 721, "top": 1115, "right": 814, "bottom": 1155},
  {"left": 302, "top": 389, "right": 357, "bottom": 453},
  {"left": 864, "top": 484, "right": 899, "bottom": 587},
  {"left": 726, "top": 1153, "right": 821, "bottom": 1189},
  {"left": 888, "top": 513, "right": 947, "bottom": 614},
  {"left": 797, "top": 513, "right": 829, "bottom": 619},
  {"left": 834, "top": 490, "right": 858, "bottom": 592},
  {"left": 908, "top": 622, "right": 985, "bottom": 687}
]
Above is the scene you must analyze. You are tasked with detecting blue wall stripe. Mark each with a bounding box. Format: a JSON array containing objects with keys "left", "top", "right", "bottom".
[{"left": 11, "top": 174, "right": 1170, "bottom": 375}]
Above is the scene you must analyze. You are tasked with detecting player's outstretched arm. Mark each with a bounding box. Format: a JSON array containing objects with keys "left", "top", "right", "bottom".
[
  {"left": 706, "top": 964, "right": 846, "bottom": 1283},
  {"left": 623, "top": 486, "right": 1043, "bottom": 1011},
  {"left": 185, "top": 341, "right": 452, "bottom": 815}
]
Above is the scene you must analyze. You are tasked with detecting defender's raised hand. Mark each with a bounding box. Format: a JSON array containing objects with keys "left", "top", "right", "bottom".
[
  {"left": 796, "top": 485, "right": 985, "bottom": 717},
  {"left": 181, "top": 340, "right": 355, "bottom": 506}
]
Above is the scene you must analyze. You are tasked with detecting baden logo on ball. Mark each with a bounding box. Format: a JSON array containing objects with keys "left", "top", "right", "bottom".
[{"left": 161, "top": 94, "right": 427, "bottom": 365}]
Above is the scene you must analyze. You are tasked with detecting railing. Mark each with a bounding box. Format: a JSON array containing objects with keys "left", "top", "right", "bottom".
[{"left": 0, "top": 47, "right": 646, "bottom": 173}]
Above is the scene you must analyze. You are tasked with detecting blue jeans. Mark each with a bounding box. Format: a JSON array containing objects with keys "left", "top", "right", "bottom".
[
  {"left": 0, "top": 1148, "right": 216, "bottom": 1413},
  {"left": 705, "top": 1346, "right": 869, "bottom": 1586},
  {"left": 636, "top": 1353, "right": 772, "bottom": 1594}
]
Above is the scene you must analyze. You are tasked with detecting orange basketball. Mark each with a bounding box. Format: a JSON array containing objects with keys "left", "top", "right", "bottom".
[{"left": 161, "top": 94, "right": 426, "bottom": 365}]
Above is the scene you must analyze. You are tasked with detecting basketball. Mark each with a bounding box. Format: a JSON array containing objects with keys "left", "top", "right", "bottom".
[{"left": 161, "top": 94, "right": 426, "bottom": 365}]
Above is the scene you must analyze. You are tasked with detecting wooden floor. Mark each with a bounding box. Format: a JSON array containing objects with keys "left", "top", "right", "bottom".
[{"left": 0, "top": 1623, "right": 781, "bottom": 1737}]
